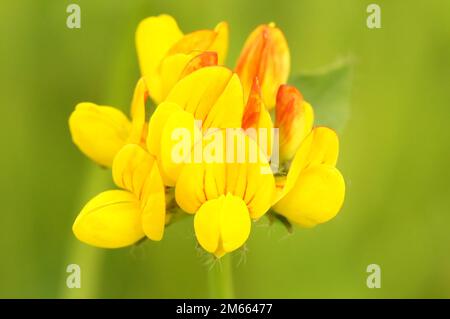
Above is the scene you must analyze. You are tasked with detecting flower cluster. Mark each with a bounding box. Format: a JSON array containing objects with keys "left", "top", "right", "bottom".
[{"left": 69, "top": 15, "right": 345, "bottom": 258}]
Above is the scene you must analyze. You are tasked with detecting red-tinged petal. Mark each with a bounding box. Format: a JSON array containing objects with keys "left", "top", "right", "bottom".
[
  {"left": 242, "top": 77, "right": 274, "bottom": 158},
  {"left": 242, "top": 77, "right": 264, "bottom": 130},
  {"left": 129, "top": 78, "right": 150, "bottom": 147},
  {"left": 180, "top": 51, "right": 218, "bottom": 78},
  {"left": 275, "top": 85, "right": 314, "bottom": 162},
  {"left": 236, "top": 23, "right": 290, "bottom": 109}
]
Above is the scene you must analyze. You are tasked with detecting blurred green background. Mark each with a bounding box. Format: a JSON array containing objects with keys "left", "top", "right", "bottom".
[{"left": 1, "top": 0, "right": 449, "bottom": 298}]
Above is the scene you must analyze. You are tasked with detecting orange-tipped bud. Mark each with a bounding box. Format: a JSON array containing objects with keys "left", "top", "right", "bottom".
[
  {"left": 275, "top": 85, "right": 314, "bottom": 162},
  {"left": 236, "top": 23, "right": 290, "bottom": 109}
]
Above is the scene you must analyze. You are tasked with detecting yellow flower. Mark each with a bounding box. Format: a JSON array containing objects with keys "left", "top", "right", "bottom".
[
  {"left": 143, "top": 64, "right": 276, "bottom": 257},
  {"left": 136, "top": 14, "right": 228, "bottom": 103},
  {"left": 175, "top": 130, "right": 275, "bottom": 257},
  {"left": 69, "top": 78, "right": 149, "bottom": 167},
  {"left": 273, "top": 127, "right": 345, "bottom": 227},
  {"left": 69, "top": 14, "right": 346, "bottom": 256},
  {"left": 72, "top": 144, "right": 166, "bottom": 248}
]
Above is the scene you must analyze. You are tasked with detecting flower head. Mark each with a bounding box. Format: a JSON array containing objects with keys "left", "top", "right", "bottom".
[{"left": 69, "top": 14, "right": 346, "bottom": 258}]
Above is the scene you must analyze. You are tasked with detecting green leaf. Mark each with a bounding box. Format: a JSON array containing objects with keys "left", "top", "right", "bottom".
[{"left": 290, "top": 59, "right": 353, "bottom": 134}]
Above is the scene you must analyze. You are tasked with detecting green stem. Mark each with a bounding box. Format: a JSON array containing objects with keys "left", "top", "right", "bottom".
[{"left": 208, "top": 254, "right": 235, "bottom": 299}]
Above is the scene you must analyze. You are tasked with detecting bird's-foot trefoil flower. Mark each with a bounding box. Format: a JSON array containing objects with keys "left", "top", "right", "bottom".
[
  {"left": 69, "top": 78, "right": 149, "bottom": 167},
  {"left": 136, "top": 14, "right": 228, "bottom": 104},
  {"left": 272, "top": 125, "right": 345, "bottom": 227},
  {"left": 175, "top": 130, "right": 275, "bottom": 257},
  {"left": 68, "top": 14, "right": 346, "bottom": 259},
  {"left": 73, "top": 144, "right": 167, "bottom": 248}
]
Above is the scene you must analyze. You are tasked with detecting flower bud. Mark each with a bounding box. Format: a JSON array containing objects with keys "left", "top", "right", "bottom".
[
  {"left": 236, "top": 23, "right": 290, "bottom": 109},
  {"left": 275, "top": 85, "right": 314, "bottom": 162},
  {"left": 69, "top": 103, "right": 131, "bottom": 167}
]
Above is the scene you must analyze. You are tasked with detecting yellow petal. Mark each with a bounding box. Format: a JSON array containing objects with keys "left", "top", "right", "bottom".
[
  {"left": 305, "top": 126, "right": 339, "bottom": 167},
  {"left": 147, "top": 102, "right": 183, "bottom": 157},
  {"left": 175, "top": 162, "right": 206, "bottom": 214},
  {"left": 175, "top": 130, "right": 275, "bottom": 219},
  {"left": 194, "top": 198, "right": 220, "bottom": 254},
  {"left": 141, "top": 164, "right": 166, "bottom": 241},
  {"left": 160, "top": 109, "right": 201, "bottom": 186},
  {"left": 278, "top": 131, "right": 314, "bottom": 201},
  {"left": 129, "top": 78, "right": 149, "bottom": 146},
  {"left": 236, "top": 23, "right": 290, "bottom": 109},
  {"left": 147, "top": 102, "right": 197, "bottom": 186},
  {"left": 220, "top": 194, "right": 251, "bottom": 254},
  {"left": 166, "top": 30, "right": 216, "bottom": 55},
  {"left": 146, "top": 53, "right": 193, "bottom": 105},
  {"left": 275, "top": 85, "right": 314, "bottom": 162},
  {"left": 147, "top": 51, "right": 219, "bottom": 104},
  {"left": 273, "top": 164, "right": 345, "bottom": 227},
  {"left": 223, "top": 130, "right": 275, "bottom": 219},
  {"left": 210, "top": 163, "right": 227, "bottom": 198},
  {"left": 165, "top": 66, "right": 244, "bottom": 130},
  {"left": 112, "top": 144, "right": 167, "bottom": 240},
  {"left": 69, "top": 103, "right": 131, "bottom": 167},
  {"left": 166, "top": 21, "right": 229, "bottom": 65},
  {"left": 136, "top": 15, "right": 183, "bottom": 79},
  {"left": 275, "top": 126, "right": 339, "bottom": 203},
  {"left": 130, "top": 78, "right": 147, "bottom": 124},
  {"left": 112, "top": 144, "right": 155, "bottom": 197},
  {"left": 245, "top": 161, "right": 276, "bottom": 219},
  {"left": 194, "top": 194, "right": 251, "bottom": 257},
  {"left": 113, "top": 144, "right": 166, "bottom": 240},
  {"left": 209, "top": 22, "right": 229, "bottom": 65},
  {"left": 203, "top": 73, "right": 244, "bottom": 128},
  {"left": 72, "top": 190, "right": 144, "bottom": 248}
]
